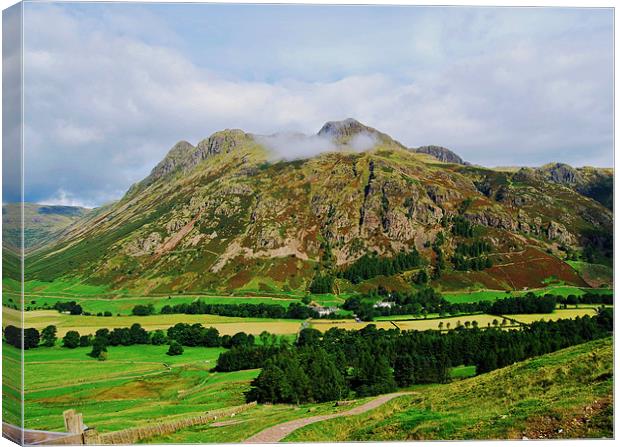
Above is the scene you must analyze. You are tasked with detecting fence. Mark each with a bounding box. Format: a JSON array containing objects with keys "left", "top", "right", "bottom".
[
  {"left": 19, "top": 402, "right": 257, "bottom": 445},
  {"left": 87, "top": 402, "right": 257, "bottom": 444}
]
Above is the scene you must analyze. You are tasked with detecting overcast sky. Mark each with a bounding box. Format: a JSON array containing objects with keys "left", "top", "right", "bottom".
[{"left": 9, "top": 3, "right": 615, "bottom": 207}]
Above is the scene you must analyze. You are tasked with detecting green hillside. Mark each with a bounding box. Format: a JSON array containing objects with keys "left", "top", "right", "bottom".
[{"left": 285, "top": 337, "right": 613, "bottom": 441}]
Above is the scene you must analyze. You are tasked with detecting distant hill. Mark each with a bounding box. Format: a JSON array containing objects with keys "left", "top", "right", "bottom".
[
  {"left": 413, "top": 145, "right": 468, "bottom": 165},
  {"left": 23, "top": 119, "right": 612, "bottom": 294},
  {"left": 285, "top": 337, "right": 613, "bottom": 441},
  {"left": 2, "top": 203, "right": 89, "bottom": 251}
]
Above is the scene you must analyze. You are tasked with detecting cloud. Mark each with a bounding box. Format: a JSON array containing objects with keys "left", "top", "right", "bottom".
[
  {"left": 255, "top": 130, "right": 379, "bottom": 160},
  {"left": 349, "top": 132, "right": 379, "bottom": 152},
  {"left": 39, "top": 189, "right": 95, "bottom": 209},
  {"left": 18, "top": 4, "right": 613, "bottom": 207},
  {"left": 255, "top": 133, "right": 337, "bottom": 160}
]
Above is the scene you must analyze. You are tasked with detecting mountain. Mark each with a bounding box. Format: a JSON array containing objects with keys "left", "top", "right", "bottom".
[
  {"left": 413, "top": 145, "right": 468, "bottom": 165},
  {"left": 24, "top": 120, "right": 613, "bottom": 294},
  {"left": 2, "top": 203, "right": 90, "bottom": 252}
]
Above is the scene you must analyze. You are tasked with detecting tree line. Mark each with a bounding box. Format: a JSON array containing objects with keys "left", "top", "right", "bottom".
[
  {"left": 337, "top": 248, "right": 423, "bottom": 284},
  {"left": 342, "top": 288, "right": 599, "bottom": 321},
  {"left": 3, "top": 321, "right": 271, "bottom": 360},
  {"left": 148, "top": 301, "right": 326, "bottom": 319},
  {"left": 240, "top": 308, "right": 612, "bottom": 404}
]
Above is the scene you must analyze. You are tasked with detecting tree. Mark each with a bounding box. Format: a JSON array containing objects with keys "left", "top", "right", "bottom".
[
  {"left": 296, "top": 328, "right": 322, "bottom": 347},
  {"left": 3, "top": 325, "right": 21, "bottom": 348},
  {"left": 24, "top": 328, "right": 40, "bottom": 349},
  {"left": 79, "top": 335, "right": 92, "bottom": 347},
  {"left": 394, "top": 352, "right": 416, "bottom": 387},
  {"left": 132, "top": 304, "right": 155, "bottom": 316},
  {"left": 167, "top": 341, "right": 184, "bottom": 356},
  {"left": 89, "top": 338, "right": 107, "bottom": 359},
  {"left": 351, "top": 350, "right": 396, "bottom": 397},
  {"left": 41, "top": 325, "right": 57, "bottom": 347},
  {"left": 414, "top": 270, "right": 429, "bottom": 285},
  {"left": 129, "top": 323, "right": 150, "bottom": 344},
  {"left": 231, "top": 332, "right": 254, "bottom": 348},
  {"left": 63, "top": 331, "right": 81, "bottom": 349},
  {"left": 309, "top": 273, "right": 334, "bottom": 294},
  {"left": 246, "top": 351, "right": 311, "bottom": 404},
  {"left": 301, "top": 348, "right": 346, "bottom": 402},
  {"left": 151, "top": 330, "right": 167, "bottom": 345},
  {"left": 202, "top": 327, "right": 221, "bottom": 347}
]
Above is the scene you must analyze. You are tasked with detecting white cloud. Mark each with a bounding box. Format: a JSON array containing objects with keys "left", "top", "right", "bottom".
[
  {"left": 39, "top": 188, "right": 95, "bottom": 209},
  {"left": 19, "top": 4, "right": 613, "bottom": 207}
]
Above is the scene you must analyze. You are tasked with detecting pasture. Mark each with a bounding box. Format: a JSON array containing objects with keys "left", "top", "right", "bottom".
[
  {"left": 4, "top": 343, "right": 260, "bottom": 433},
  {"left": 4, "top": 278, "right": 347, "bottom": 314},
  {"left": 4, "top": 341, "right": 374, "bottom": 443},
  {"left": 3, "top": 308, "right": 303, "bottom": 337},
  {"left": 507, "top": 308, "right": 599, "bottom": 324}
]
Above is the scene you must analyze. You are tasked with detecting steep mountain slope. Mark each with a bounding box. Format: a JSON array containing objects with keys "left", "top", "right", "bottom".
[
  {"left": 2, "top": 203, "right": 89, "bottom": 252},
  {"left": 24, "top": 120, "right": 613, "bottom": 294},
  {"left": 284, "top": 337, "right": 613, "bottom": 441}
]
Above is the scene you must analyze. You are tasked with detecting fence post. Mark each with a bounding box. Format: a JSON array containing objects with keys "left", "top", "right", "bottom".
[{"left": 63, "top": 410, "right": 84, "bottom": 434}]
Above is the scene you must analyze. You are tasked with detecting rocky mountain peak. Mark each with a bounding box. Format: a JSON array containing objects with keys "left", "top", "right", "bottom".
[
  {"left": 539, "top": 162, "right": 583, "bottom": 185},
  {"left": 413, "top": 145, "right": 468, "bottom": 165},
  {"left": 195, "top": 129, "right": 249, "bottom": 159},
  {"left": 149, "top": 140, "right": 196, "bottom": 179},
  {"left": 317, "top": 118, "right": 374, "bottom": 139},
  {"left": 130, "top": 131, "right": 252, "bottom": 194}
]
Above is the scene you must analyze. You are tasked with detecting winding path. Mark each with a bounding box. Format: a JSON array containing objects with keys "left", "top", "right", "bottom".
[{"left": 244, "top": 392, "right": 412, "bottom": 443}]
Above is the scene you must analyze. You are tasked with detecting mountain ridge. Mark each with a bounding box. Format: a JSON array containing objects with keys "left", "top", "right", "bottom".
[{"left": 21, "top": 119, "right": 613, "bottom": 295}]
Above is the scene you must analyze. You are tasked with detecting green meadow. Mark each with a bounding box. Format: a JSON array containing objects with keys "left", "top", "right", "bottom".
[{"left": 5, "top": 343, "right": 258, "bottom": 433}]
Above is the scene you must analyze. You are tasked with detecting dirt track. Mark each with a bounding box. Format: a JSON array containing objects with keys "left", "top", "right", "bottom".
[{"left": 244, "top": 392, "right": 411, "bottom": 443}]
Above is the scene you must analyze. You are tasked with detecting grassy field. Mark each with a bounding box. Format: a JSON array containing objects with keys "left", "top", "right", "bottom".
[
  {"left": 3, "top": 341, "right": 379, "bottom": 442},
  {"left": 443, "top": 285, "right": 612, "bottom": 304},
  {"left": 3, "top": 308, "right": 303, "bottom": 337},
  {"left": 311, "top": 314, "right": 517, "bottom": 333},
  {"left": 443, "top": 290, "right": 512, "bottom": 303},
  {"left": 284, "top": 337, "right": 613, "bottom": 441},
  {"left": 394, "top": 314, "right": 504, "bottom": 331},
  {"left": 3, "top": 278, "right": 347, "bottom": 314},
  {"left": 3, "top": 343, "right": 260, "bottom": 432},
  {"left": 507, "top": 308, "right": 599, "bottom": 324}
]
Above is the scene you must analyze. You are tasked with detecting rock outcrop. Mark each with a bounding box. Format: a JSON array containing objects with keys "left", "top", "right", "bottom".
[{"left": 414, "top": 145, "right": 468, "bottom": 165}]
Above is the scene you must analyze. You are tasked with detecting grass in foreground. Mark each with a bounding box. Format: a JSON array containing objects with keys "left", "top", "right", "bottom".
[
  {"left": 284, "top": 337, "right": 613, "bottom": 441},
  {"left": 3, "top": 343, "right": 257, "bottom": 432}
]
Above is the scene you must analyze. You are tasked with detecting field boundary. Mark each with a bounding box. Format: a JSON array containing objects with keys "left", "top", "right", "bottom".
[
  {"left": 15, "top": 402, "right": 258, "bottom": 445},
  {"left": 86, "top": 402, "right": 257, "bottom": 444}
]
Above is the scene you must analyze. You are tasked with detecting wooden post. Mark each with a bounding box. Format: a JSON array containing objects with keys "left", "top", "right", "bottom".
[{"left": 63, "top": 409, "right": 84, "bottom": 434}]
